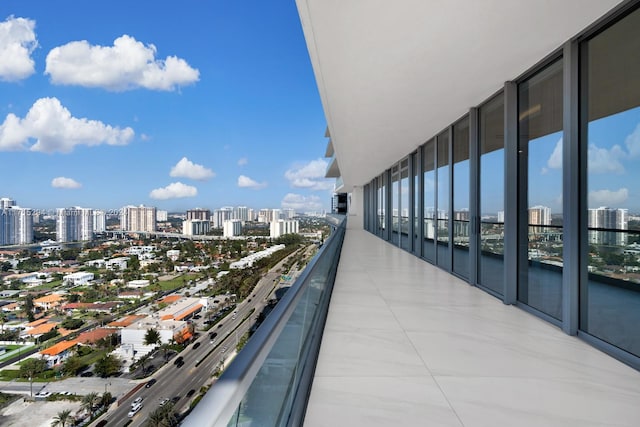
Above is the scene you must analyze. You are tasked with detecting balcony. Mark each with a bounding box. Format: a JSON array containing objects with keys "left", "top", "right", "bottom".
[{"left": 184, "top": 220, "right": 640, "bottom": 426}]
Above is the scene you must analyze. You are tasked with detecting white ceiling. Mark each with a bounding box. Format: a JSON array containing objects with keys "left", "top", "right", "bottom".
[{"left": 296, "top": 0, "right": 624, "bottom": 192}]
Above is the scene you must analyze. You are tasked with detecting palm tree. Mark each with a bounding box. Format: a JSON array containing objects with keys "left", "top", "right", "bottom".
[
  {"left": 81, "top": 392, "right": 99, "bottom": 418},
  {"left": 51, "top": 409, "right": 72, "bottom": 427}
]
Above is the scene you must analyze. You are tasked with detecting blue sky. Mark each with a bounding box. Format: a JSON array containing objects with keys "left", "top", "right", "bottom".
[{"left": 0, "top": 1, "right": 333, "bottom": 213}]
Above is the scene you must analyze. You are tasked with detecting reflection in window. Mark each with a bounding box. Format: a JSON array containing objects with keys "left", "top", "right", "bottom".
[
  {"left": 391, "top": 165, "right": 400, "bottom": 244},
  {"left": 437, "top": 130, "right": 450, "bottom": 270},
  {"left": 479, "top": 93, "right": 505, "bottom": 295},
  {"left": 582, "top": 7, "right": 640, "bottom": 358},
  {"left": 453, "top": 117, "right": 470, "bottom": 279},
  {"left": 400, "top": 158, "right": 410, "bottom": 250},
  {"left": 518, "top": 59, "right": 563, "bottom": 320},
  {"left": 423, "top": 139, "right": 436, "bottom": 262}
]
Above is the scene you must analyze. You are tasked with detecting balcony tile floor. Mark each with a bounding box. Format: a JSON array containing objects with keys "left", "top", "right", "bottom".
[{"left": 304, "top": 228, "right": 640, "bottom": 427}]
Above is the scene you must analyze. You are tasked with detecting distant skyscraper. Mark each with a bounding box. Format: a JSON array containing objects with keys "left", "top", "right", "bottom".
[
  {"left": 183, "top": 219, "right": 211, "bottom": 236},
  {"left": 121, "top": 205, "right": 157, "bottom": 232},
  {"left": 187, "top": 208, "right": 211, "bottom": 221},
  {"left": 247, "top": 208, "right": 255, "bottom": 221},
  {"left": 283, "top": 208, "right": 296, "bottom": 219},
  {"left": 234, "top": 206, "right": 249, "bottom": 222},
  {"left": 93, "top": 210, "right": 106, "bottom": 233},
  {"left": 270, "top": 219, "right": 299, "bottom": 238},
  {"left": 0, "top": 198, "right": 16, "bottom": 209},
  {"left": 213, "top": 207, "right": 233, "bottom": 228},
  {"left": 57, "top": 207, "right": 93, "bottom": 242},
  {"left": 157, "top": 210, "right": 168, "bottom": 222},
  {"left": 528, "top": 206, "right": 551, "bottom": 226},
  {"left": 223, "top": 219, "right": 243, "bottom": 237},
  {"left": 0, "top": 206, "right": 33, "bottom": 245},
  {"left": 588, "top": 206, "right": 628, "bottom": 246}
]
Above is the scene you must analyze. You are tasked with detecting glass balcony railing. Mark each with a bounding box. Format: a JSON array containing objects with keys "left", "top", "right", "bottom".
[{"left": 182, "top": 214, "right": 346, "bottom": 427}]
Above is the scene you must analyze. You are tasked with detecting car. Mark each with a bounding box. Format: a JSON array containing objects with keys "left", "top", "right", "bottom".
[
  {"left": 218, "top": 323, "right": 223, "bottom": 328},
  {"left": 95, "top": 421, "right": 108, "bottom": 427},
  {"left": 127, "top": 404, "right": 142, "bottom": 417},
  {"left": 159, "top": 398, "right": 170, "bottom": 406},
  {"left": 145, "top": 379, "right": 157, "bottom": 388},
  {"left": 131, "top": 397, "right": 143, "bottom": 406},
  {"left": 192, "top": 342, "right": 201, "bottom": 349},
  {"left": 171, "top": 396, "right": 180, "bottom": 404},
  {"left": 186, "top": 389, "right": 196, "bottom": 397},
  {"left": 35, "top": 391, "right": 51, "bottom": 398},
  {"left": 208, "top": 332, "right": 217, "bottom": 339},
  {"left": 175, "top": 359, "right": 184, "bottom": 368},
  {"left": 173, "top": 356, "right": 184, "bottom": 366}
]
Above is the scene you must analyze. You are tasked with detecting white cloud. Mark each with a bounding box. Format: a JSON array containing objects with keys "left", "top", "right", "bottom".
[
  {"left": 625, "top": 122, "right": 640, "bottom": 158},
  {"left": 0, "top": 97, "right": 134, "bottom": 153},
  {"left": 546, "top": 137, "right": 562, "bottom": 170},
  {"left": 0, "top": 16, "right": 37, "bottom": 82},
  {"left": 149, "top": 182, "right": 197, "bottom": 200},
  {"left": 237, "top": 175, "right": 267, "bottom": 190},
  {"left": 285, "top": 158, "right": 333, "bottom": 190},
  {"left": 45, "top": 34, "right": 199, "bottom": 91},
  {"left": 51, "top": 176, "right": 81, "bottom": 189},
  {"left": 589, "top": 188, "right": 628, "bottom": 207},
  {"left": 588, "top": 143, "right": 625, "bottom": 174},
  {"left": 281, "top": 193, "right": 324, "bottom": 211},
  {"left": 237, "top": 157, "right": 248, "bottom": 166},
  {"left": 170, "top": 157, "right": 215, "bottom": 181}
]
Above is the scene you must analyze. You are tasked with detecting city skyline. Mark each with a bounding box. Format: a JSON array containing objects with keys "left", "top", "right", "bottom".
[{"left": 0, "top": 2, "right": 333, "bottom": 213}]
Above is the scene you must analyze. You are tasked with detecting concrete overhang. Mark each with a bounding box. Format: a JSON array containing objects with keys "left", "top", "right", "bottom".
[{"left": 296, "top": 0, "right": 624, "bottom": 192}]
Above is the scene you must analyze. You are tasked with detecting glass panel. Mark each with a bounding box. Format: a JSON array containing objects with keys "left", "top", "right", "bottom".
[
  {"left": 423, "top": 139, "right": 436, "bottom": 261},
  {"left": 453, "top": 117, "right": 470, "bottom": 279},
  {"left": 377, "top": 175, "right": 385, "bottom": 237},
  {"left": 413, "top": 152, "right": 420, "bottom": 254},
  {"left": 391, "top": 165, "right": 400, "bottom": 244},
  {"left": 437, "top": 130, "right": 451, "bottom": 270},
  {"left": 400, "top": 163, "right": 410, "bottom": 251},
  {"left": 479, "top": 93, "right": 505, "bottom": 295},
  {"left": 518, "top": 59, "right": 563, "bottom": 320},
  {"left": 582, "top": 7, "right": 640, "bottom": 358}
]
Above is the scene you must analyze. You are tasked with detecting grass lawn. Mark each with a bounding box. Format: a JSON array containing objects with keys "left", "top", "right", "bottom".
[{"left": 158, "top": 273, "right": 199, "bottom": 291}]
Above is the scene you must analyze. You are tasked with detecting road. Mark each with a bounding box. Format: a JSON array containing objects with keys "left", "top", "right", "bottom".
[{"left": 95, "top": 247, "right": 304, "bottom": 427}]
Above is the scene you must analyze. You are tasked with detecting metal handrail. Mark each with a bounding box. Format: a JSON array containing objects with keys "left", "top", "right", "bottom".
[{"left": 182, "top": 215, "right": 346, "bottom": 427}]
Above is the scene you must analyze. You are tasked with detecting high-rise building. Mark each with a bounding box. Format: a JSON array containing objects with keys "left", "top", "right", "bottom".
[
  {"left": 588, "top": 206, "right": 628, "bottom": 245},
  {"left": 223, "top": 219, "right": 243, "bottom": 237},
  {"left": 121, "top": 205, "right": 157, "bottom": 232},
  {"left": 213, "top": 207, "right": 233, "bottom": 228},
  {"left": 269, "top": 219, "right": 299, "bottom": 238},
  {"left": 57, "top": 207, "right": 94, "bottom": 242},
  {"left": 282, "top": 208, "right": 296, "bottom": 219},
  {"left": 247, "top": 208, "right": 255, "bottom": 222},
  {"left": 157, "top": 210, "right": 168, "bottom": 222},
  {"left": 93, "top": 210, "right": 106, "bottom": 233},
  {"left": 528, "top": 206, "right": 551, "bottom": 226},
  {"left": 234, "top": 206, "right": 249, "bottom": 222},
  {"left": 0, "top": 206, "right": 33, "bottom": 245},
  {"left": 187, "top": 208, "right": 211, "bottom": 221},
  {"left": 183, "top": 219, "right": 211, "bottom": 236},
  {"left": 0, "top": 198, "right": 16, "bottom": 209}
]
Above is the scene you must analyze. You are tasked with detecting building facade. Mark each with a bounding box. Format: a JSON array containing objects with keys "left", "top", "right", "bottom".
[
  {"left": 121, "top": 205, "right": 157, "bottom": 232},
  {"left": 269, "top": 219, "right": 299, "bottom": 238},
  {"left": 223, "top": 219, "right": 243, "bottom": 237},
  {"left": 183, "top": 219, "right": 211, "bottom": 236},
  {"left": 301, "top": 0, "right": 640, "bottom": 368},
  {"left": 56, "top": 207, "right": 93, "bottom": 242},
  {"left": 187, "top": 208, "right": 211, "bottom": 221},
  {"left": 0, "top": 205, "right": 33, "bottom": 245}
]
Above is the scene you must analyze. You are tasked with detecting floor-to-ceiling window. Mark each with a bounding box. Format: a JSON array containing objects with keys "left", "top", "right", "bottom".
[
  {"left": 518, "top": 59, "right": 564, "bottom": 320},
  {"left": 400, "top": 158, "right": 410, "bottom": 251},
  {"left": 391, "top": 165, "right": 400, "bottom": 244},
  {"left": 581, "top": 7, "right": 640, "bottom": 358},
  {"left": 479, "top": 93, "right": 505, "bottom": 295},
  {"left": 377, "top": 174, "right": 385, "bottom": 238},
  {"left": 437, "top": 130, "right": 451, "bottom": 270},
  {"left": 423, "top": 139, "right": 436, "bottom": 262},
  {"left": 453, "top": 117, "right": 470, "bottom": 279},
  {"left": 412, "top": 151, "right": 420, "bottom": 255}
]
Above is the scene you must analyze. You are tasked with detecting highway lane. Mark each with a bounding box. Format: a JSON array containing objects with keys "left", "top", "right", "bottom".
[{"left": 96, "top": 248, "right": 303, "bottom": 426}]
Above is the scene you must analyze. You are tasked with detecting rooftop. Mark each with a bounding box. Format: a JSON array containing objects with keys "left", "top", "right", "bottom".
[{"left": 40, "top": 340, "right": 77, "bottom": 356}]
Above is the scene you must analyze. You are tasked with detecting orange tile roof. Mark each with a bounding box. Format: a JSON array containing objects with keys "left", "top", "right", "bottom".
[
  {"left": 160, "top": 314, "right": 174, "bottom": 321},
  {"left": 34, "top": 294, "right": 65, "bottom": 304},
  {"left": 175, "top": 331, "right": 192, "bottom": 344},
  {"left": 174, "top": 304, "right": 203, "bottom": 321},
  {"left": 160, "top": 295, "right": 181, "bottom": 305},
  {"left": 25, "top": 322, "right": 57, "bottom": 336},
  {"left": 76, "top": 328, "right": 117, "bottom": 344},
  {"left": 107, "top": 314, "right": 146, "bottom": 328},
  {"left": 26, "top": 318, "right": 50, "bottom": 328},
  {"left": 40, "top": 340, "right": 77, "bottom": 356}
]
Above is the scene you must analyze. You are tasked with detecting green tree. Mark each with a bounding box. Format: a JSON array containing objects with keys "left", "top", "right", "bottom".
[
  {"left": 24, "top": 294, "right": 35, "bottom": 322},
  {"left": 146, "top": 403, "right": 178, "bottom": 427},
  {"left": 0, "top": 311, "right": 6, "bottom": 332},
  {"left": 93, "top": 354, "right": 121, "bottom": 378},
  {"left": 100, "top": 391, "right": 113, "bottom": 408},
  {"left": 20, "top": 358, "right": 48, "bottom": 397},
  {"left": 81, "top": 392, "right": 100, "bottom": 418},
  {"left": 144, "top": 328, "right": 161, "bottom": 346},
  {"left": 62, "top": 356, "right": 84, "bottom": 376},
  {"left": 51, "top": 409, "right": 72, "bottom": 427}
]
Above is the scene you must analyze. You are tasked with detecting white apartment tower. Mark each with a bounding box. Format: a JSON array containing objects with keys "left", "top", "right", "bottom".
[
  {"left": 183, "top": 219, "right": 211, "bottom": 236},
  {"left": 93, "top": 210, "right": 106, "bottom": 233},
  {"left": 270, "top": 219, "right": 299, "bottom": 238},
  {"left": 57, "top": 207, "right": 94, "bottom": 242},
  {"left": 0, "top": 206, "right": 33, "bottom": 245},
  {"left": 234, "top": 206, "right": 249, "bottom": 222},
  {"left": 0, "top": 198, "right": 16, "bottom": 209},
  {"left": 213, "top": 207, "right": 233, "bottom": 228},
  {"left": 223, "top": 219, "right": 243, "bottom": 237},
  {"left": 121, "top": 205, "right": 157, "bottom": 232},
  {"left": 528, "top": 206, "right": 551, "bottom": 226}
]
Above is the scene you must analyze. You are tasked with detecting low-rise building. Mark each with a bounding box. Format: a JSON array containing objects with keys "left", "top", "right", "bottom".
[
  {"left": 106, "top": 257, "right": 128, "bottom": 270},
  {"left": 63, "top": 272, "right": 94, "bottom": 286},
  {"left": 127, "top": 279, "right": 150, "bottom": 288},
  {"left": 33, "top": 294, "right": 65, "bottom": 311},
  {"left": 40, "top": 340, "right": 77, "bottom": 368}
]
